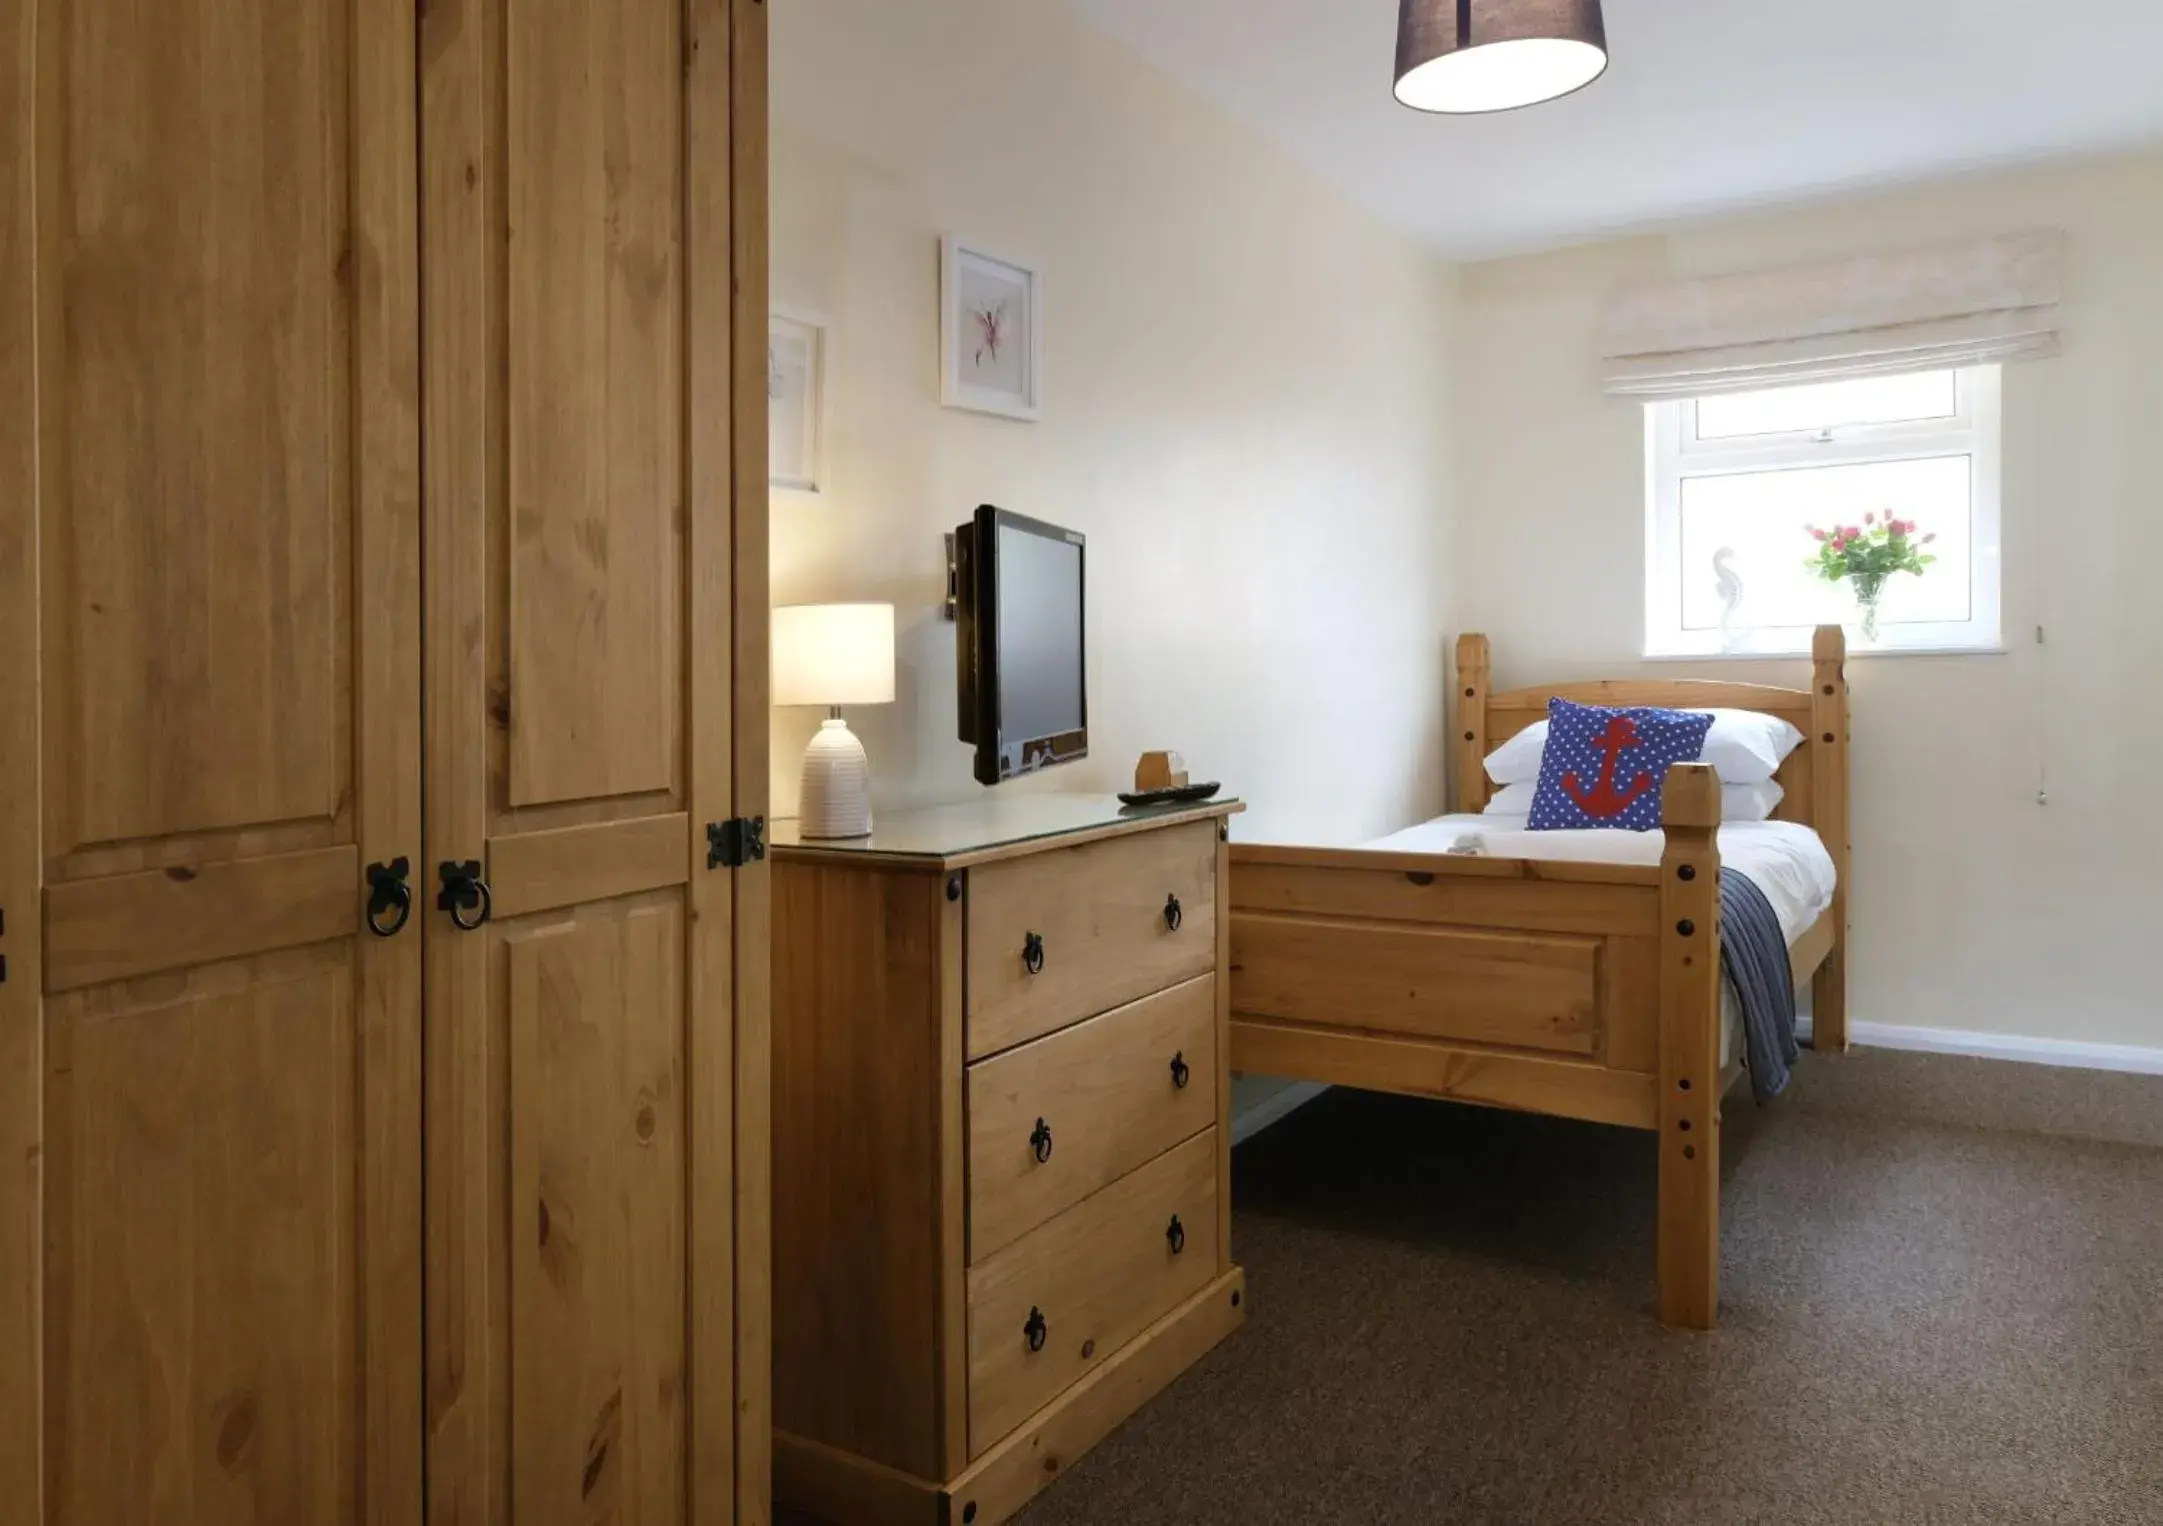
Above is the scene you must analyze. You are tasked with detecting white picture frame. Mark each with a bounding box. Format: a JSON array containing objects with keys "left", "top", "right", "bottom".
[
  {"left": 940, "top": 237, "right": 1043, "bottom": 422},
  {"left": 768, "top": 309, "right": 826, "bottom": 493}
]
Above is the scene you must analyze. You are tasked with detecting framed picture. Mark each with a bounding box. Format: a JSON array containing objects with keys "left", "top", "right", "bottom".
[
  {"left": 941, "top": 237, "right": 1042, "bottom": 422},
  {"left": 768, "top": 310, "right": 826, "bottom": 493}
]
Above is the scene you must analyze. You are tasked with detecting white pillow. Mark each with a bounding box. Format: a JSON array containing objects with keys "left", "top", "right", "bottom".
[
  {"left": 1482, "top": 726, "right": 1550, "bottom": 786},
  {"left": 1483, "top": 707, "right": 1805, "bottom": 787},
  {"left": 1482, "top": 777, "right": 1786, "bottom": 822},
  {"left": 1479, "top": 782, "right": 1542, "bottom": 815}
]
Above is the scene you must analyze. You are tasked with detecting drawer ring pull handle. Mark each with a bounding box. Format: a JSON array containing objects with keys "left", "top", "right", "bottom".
[
  {"left": 1169, "top": 1052, "right": 1191, "bottom": 1090},
  {"left": 1023, "top": 1307, "right": 1047, "bottom": 1353},
  {"left": 1166, "top": 1215, "right": 1186, "bottom": 1256},
  {"left": 1163, "top": 894, "right": 1183, "bottom": 932},
  {"left": 1030, "top": 1118, "right": 1054, "bottom": 1164},
  {"left": 1022, "top": 931, "right": 1045, "bottom": 976}
]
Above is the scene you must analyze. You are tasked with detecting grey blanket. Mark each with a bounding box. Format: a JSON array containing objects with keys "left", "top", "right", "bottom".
[{"left": 1721, "top": 868, "right": 1800, "bottom": 1104}]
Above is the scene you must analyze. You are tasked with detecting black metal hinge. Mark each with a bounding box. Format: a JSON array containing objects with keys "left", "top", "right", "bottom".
[{"left": 707, "top": 816, "right": 767, "bottom": 870}]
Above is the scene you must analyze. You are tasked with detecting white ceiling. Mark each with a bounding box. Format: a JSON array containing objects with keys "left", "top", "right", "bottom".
[{"left": 1065, "top": 0, "right": 2163, "bottom": 260}]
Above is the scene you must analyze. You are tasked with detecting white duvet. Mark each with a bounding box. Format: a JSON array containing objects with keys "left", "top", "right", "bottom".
[{"left": 1362, "top": 814, "right": 1836, "bottom": 948}]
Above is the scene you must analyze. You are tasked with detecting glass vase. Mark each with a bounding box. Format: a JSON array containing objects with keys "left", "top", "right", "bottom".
[{"left": 1855, "top": 588, "right": 1883, "bottom": 641}]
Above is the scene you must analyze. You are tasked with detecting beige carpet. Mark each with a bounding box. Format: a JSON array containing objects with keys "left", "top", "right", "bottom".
[{"left": 1006, "top": 1050, "right": 2163, "bottom": 1525}]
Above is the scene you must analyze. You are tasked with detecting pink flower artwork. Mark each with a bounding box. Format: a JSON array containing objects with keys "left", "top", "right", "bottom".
[{"left": 972, "top": 300, "right": 1008, "bottom": 369}]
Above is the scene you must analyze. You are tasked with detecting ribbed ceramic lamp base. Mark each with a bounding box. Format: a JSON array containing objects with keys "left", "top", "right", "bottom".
[{"left": 798, "top": 717, "right": 873, "bottom": 839}]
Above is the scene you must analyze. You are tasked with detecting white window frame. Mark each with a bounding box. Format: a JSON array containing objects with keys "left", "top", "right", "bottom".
[{"left": 1644, "top": 365, "right": 2003, "bottom": 659}]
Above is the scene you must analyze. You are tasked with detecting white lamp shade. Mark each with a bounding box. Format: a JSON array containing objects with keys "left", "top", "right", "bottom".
[{"left": 772, "top": 603, "right": 896, "bottom": 708}]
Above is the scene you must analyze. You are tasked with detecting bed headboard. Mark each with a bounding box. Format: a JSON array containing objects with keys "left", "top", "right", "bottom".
[{"left": 1452, "top": 627, "right": 1849, "bottom": 855}]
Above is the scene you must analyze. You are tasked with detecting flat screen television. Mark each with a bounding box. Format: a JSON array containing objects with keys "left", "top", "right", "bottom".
[{"left": 954, "top": 505, "right": 1087, "bottom": 787}]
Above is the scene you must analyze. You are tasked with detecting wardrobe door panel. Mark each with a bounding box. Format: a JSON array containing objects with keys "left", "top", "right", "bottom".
[
  {"left": 421, "top": 0, "right": 759, "bottom": 1520},
  {"left": 39, "top": 0, "right": 348, "bottom": 861},
  {"left": 505, "top": 898, "right": 687, "bottom": 1522},
  {"left": 504, "top": 0, "right": 683, "bottom": 809},
  {"left": 0, "top": 0, "right": 424, "bottom": 1521},
  {"left": 45, "top": 949, "right": 361, "bottom": 1526}
]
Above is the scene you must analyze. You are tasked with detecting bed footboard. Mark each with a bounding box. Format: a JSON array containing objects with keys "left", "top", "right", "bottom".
[
  {"left": 1227, "top": 844, "right": 1668, "bottom": 1127},
  {"left": 1228, "top": 764, "right": 1729, "bottom": 1328}
]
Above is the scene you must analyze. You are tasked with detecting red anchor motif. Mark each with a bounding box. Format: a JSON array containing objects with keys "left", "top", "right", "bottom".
[{"left": 1562, "top": 716, "right": 1654, "bottom": 819}]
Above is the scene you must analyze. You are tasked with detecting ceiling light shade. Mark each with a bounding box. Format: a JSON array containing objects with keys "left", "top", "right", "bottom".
[{"left": 1395, "top": 0, "right": 1608, "bottom": 115}]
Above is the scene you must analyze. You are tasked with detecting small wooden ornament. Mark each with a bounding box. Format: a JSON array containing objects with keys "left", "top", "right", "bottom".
[{"left": 1134, "top": 751, "right": 1189, "bottom": 791}]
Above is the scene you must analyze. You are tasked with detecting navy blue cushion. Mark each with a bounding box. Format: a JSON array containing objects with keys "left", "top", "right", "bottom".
[{"left": 1527, "top": 698, "right": 1714, "bottom": 832}]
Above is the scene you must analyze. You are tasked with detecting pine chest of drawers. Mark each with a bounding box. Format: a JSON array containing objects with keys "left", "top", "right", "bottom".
[{"left": 771, "top": 796, "right": 1246, "bottom": 1526}]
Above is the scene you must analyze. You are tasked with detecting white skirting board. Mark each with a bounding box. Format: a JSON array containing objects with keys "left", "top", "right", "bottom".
[
  {"left": 1799, "top": 1016, "right": 2163, "bottom": 1077},
  {"left": 1232, "top": 1021, "right": 2163, "bottom": 1147}
]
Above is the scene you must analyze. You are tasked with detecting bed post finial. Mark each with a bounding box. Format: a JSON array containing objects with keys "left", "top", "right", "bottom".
[
  {"left": 1810, "top": 624, "right": 1850, "bottom": 1053},
  {"left": 1660, "top": 760, "right": 1721, "bottom": 832},
  {"left": 1455, "top": 634, "right": 1491, "bottom": 814},
  {"left": 1657, "top": 761, "right": 1722, "bottom": 1329}
]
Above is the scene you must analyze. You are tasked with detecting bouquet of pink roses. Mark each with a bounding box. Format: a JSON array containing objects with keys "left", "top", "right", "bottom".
[{"left": 1803, "top": 511, "right": 1936, "bottom": 639}]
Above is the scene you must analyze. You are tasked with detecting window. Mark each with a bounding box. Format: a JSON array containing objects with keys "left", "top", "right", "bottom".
[{"left": 1645, "top": 367, "right": 2002, "bottom": 657}]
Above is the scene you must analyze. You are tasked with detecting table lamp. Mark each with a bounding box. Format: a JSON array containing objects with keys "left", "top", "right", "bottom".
[{"left": 773, "top": 603, "right": 896, "bottom": 839}]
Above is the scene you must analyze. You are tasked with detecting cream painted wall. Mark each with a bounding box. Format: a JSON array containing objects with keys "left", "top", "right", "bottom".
[
  {"left": 1454, "top": 151, "right": 2163, "bottom": 1051},
  {"left": 769, "top": 0, "right": 1456, "bottom": 846}
]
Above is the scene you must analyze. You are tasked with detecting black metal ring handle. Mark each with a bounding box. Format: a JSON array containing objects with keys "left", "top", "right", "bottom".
[
  {"left": 368, "top": 886, "right": 413, "bottom": 938},
  {"left": 1023, "top": 1307, "right": 1047, "bottom": 1353},
  {"left": 1164, "top": 894, "right": 1183, "bottom": 932},
  {"left": 364, "top": 857, "right": 413, "bottom": 939},
  {"left": 437, "top": 860, "right": 494, "bottom": 932},
  {"left": 452, "top": 879, "right": 493, "bottom": 931},
  {"left": 1030, "top": 1118, "right": 1053, "bottom": 1164},
  {"left": 1166, "top": 1215, "right": 1186, "bottom": 1256},
  {"left": 1022, "top": 931, "right": 1045, "bottom": 976},
  {"left": 1169, "top": 1051, "right": 1190, "bottom": 1090}
]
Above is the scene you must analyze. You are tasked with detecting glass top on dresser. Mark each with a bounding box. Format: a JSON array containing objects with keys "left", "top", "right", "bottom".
[{"left": 768, "top": 792, "right": 1242, "bottom": 866}]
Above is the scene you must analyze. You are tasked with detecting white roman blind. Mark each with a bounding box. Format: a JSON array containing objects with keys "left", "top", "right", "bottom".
[{"left": 1601, "top": 229, "right": 2064, "bottom": 399}]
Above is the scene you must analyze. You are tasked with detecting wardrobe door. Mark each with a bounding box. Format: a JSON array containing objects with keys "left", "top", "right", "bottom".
[
  {"left": 0, "top": 1, "right": 423, "bottom": 1522},
  {"left": 419, "top": 0, "right": 768, "bottom": 1522}
]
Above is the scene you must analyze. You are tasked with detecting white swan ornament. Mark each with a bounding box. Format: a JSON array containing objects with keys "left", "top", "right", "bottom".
[{"left": 1714, "top": 547, "right": 1745, "bottom": 651}]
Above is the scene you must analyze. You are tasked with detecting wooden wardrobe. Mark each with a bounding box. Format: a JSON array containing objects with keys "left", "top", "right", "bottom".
[{"left": 0, "top": 0, "right": 771, "bottom": 1521}]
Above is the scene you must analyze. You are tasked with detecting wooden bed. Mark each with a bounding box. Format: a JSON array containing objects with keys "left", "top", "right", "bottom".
[{"left": 1227, "top": 626, "right": 1850, "bottom": 1329}]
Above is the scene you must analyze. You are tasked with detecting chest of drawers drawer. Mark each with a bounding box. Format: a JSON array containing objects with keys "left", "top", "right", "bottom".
[
  {"left": 966, "top": 819, "right": 1218, "bottom": 1059},
  {"left": 964, "top": 1129, "right": 1220, "bottom": 1457},
  {"left": 967, "top": 973, "right": 1218, "bottom": 1262}
]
